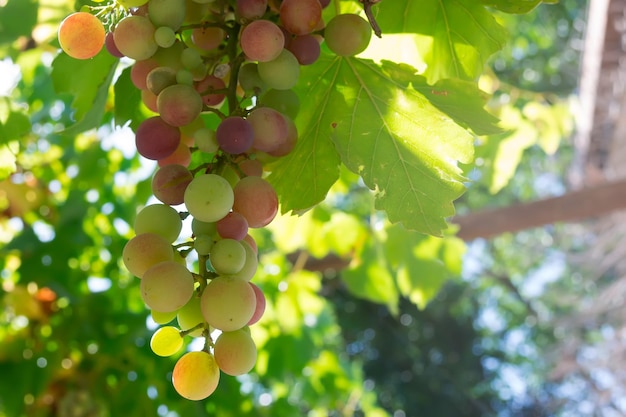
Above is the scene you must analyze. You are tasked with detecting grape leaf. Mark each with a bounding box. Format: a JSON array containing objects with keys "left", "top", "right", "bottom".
[
  {"left": 372, "top": 0, "right": 508, "bottom": 83},
  {"left": 333, "top": 57, "right": 474, "bottom": 236},
  {"left": 266, "top": 56, "right": 343, "bottom": 214},
  {"left": 481, "top": 0, "right": 543, "bottom": 13},
  {"left": 51, "top": 49, "right": 118, "bottom": 135},
  {"left": 114, "top": 66, "right": 146, "bottom": 131},
  {"left": 0, "top": 0, "right": 38, "bottom": 44}
]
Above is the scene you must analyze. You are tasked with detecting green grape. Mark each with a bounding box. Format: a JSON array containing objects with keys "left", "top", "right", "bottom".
[
  {"left": 257, "top": 49, "right": 300, "bottom": 90},
  {"left": 238, "top": 63, "right": 267, "bottom": 94},
  {"left": 140, "top": 261, "right": 194, "bottom": 312},
  {"left": 113, "top": 15, "right": 158, "bottom": 60},
  {"left": 151, "top": 308, "right": 178, "bottom": 324},
  {"left": 150, "top": 326, "right": 184, "bottom": 356},
  {"left": 177, "top": 296, "right": 204, "bottom": 337},
  {"left": 172, "top": 351, "right": 220, "bottom": 400},
  {"left": 123, "top": 233, "right": 174, "bottom": 278},
  {"left": 194, "top": 234, "right": 214, "bottom": 256},
  {"left": 193, "top": 128, "right": 219, "bottom": 153},
  {"left": 201, "top": 276, "right": 256, "bottom": 331},
  {"left": 209, "top": 239, "right": 246, "bottom": 275},
  {"left": 117, "top": 0, "right": 148, "bottom": 7},
  {"left": 134, "top": 204, "right": 182, "bottom": 243},
  {"left": 324, "top": 14, "right": 372, "bottom": 56},
  {"left": 181, "top": 47, "right": 203, "bottom": 70},
  {"left": 146, "top": 66, "right": 178, "bottom": 95},
  {"left": 154, "top": 26, "right": 176, "bottom": 48},
  {"left": 231, "top": 239, "right": 258, "bottom": 282},
  {"left": 149, "top": 0, "right": 186, "bottom": 30},
  {"left": 176, "top": 69, "right": 194, "bottom": 86},
  {"left": 213, "top": 329, "right": 257, "bottom": 376},
  {"left": 58, "top": 12, "right": 105, "bottom": 60},
  {"left": 184, "top": 174, "right": 234, "bottom": 222},
  {"left": 191, "top": 218, "right": 217, "bottom": 237}
]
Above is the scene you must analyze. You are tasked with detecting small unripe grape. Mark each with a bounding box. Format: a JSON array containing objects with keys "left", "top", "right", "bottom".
[
  {"left": 192, "top": 218, "right": 217, "bottom": 237},
  {"left": 260, "top": 88, "right": 300, "bottom": 120},
  {"left": 172, "top": 351, "right": 220, "bottom": 400},
  {"left": 194, "top": 234, "right": 215, "bottom": 256},
  {"left": 151, "top": 309, "right": 178, "bottom": 325},
  {"left": 177, "top": 296, "right": 204, "bottom": 337},
  {"left": 209, "top": 238, "right": 247, "bottom": 275},
  {"left": 194, "top": 128, "right": 219, "bottom": 153},
  {"left": 58, "top": 12, "right": 105, "bottom": 60},
  {"left": 154, "top": 26, "right": 177, "bottom": 48},
  {"left": 149, "top": 0, "right": 186, "bottom": 30},
  {"left": 257, "top": 49, "right": 300, "bottom": 90},
  {"left": 324, "top": 14, "right": 372, "bottom": 56},
  {"left": 238, "top": 63, "right": 267, "bottom": 94}
]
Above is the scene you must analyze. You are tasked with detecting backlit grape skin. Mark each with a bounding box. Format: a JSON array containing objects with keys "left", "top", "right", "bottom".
[
  {"left": 172, "top": 351, "right": 220, "bottom": 401},
  {"left": 324, "top": 14, "right": 373, "bottom": 57},
  {"left": 58, "top": 12, "right": 106, "bottom": 60}
]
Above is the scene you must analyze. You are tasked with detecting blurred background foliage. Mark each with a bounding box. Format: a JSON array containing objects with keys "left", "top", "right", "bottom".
[{"left": 0, "top": 0, "right": 601, "bottom": 416}]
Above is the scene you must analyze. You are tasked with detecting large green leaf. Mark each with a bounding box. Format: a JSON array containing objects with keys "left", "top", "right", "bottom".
[
  {"left": 51, "top": 49, "right": 118, "bottom": 135},
  {"left": 333, "top": 57, "right": 474, "bottom": 236},
  {"left": 372, "top": 0, "right": 508, "bottom": 83},
  {"left": 482, "top": 0, "right": 544, "bottom": 13},
  {"left": 0, "top": 0, "right": 38, "bottom": 44}
]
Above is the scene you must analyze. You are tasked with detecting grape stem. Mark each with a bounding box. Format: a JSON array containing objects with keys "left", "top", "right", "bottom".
[{"left": 359, "top": 0, "right": 383, "bottom": 38}]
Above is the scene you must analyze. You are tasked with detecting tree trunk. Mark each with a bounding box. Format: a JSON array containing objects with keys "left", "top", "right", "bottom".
[{"left": 453, "top": 179, "right": 626, "bottom": 240}]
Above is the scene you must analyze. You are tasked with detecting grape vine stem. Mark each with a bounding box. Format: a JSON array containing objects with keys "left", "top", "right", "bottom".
[{"left": 359, "top": 0, "right": 383, "bottom": 38}]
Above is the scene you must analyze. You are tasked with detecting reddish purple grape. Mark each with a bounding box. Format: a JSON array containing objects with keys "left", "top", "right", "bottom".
[
  {"left": 216, "top": 117, "right": 255, "bottom": 154},
  {"left": 279, "top": 0, "right": 322, "bottom": 35},
  {"left": 287, "top": 34, "right": 320, "bottom": 65},
  {"left": 135, "top": 116, "right": 181, "bottom": 160},
  {"left": 105, "top": 31, "right": 124, "bottom": 58}
]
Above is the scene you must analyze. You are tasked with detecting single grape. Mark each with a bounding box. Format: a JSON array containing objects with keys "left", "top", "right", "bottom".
[
  {"left": 113, "top": 15, "right": 158, "bottom": 60},
  {"left": 184, "top": 174, "right": 234, "bottom": 222},
  {"left": 105, "top": 31, "right": 124, "bottom": 58},
  {"left": 130, "top": 59, "right": 159, "bottom": 90},
  {"left": 230, "top": 239, "right": 258, "bottom": 281},
  {"left": 152, "top": 164, "right": 193, "bottom": 205},
  {"left": 146, "top": 66, "right": 178, "bottom": 96},
  {"left": 176, "top": 69, "right": 194, "bottom": 86},
  {"left": 287, "top": 34, "right": 320, "bottom": 65},
  {"left": 267, "top": 113, "right": 298, "bottom": 157},
  {"left": 201, "top": 276, "right": 256, "bottom": 331},
  {"left": 134, "top": 204, "right": 182, "bottom": 243},
  {"left": 58, "top": 12, "right": 106, "bottom": 60},
  {"left": 194, "top": 234, "right": 215, "bottom": 256},
  {"left": 257, "top": 49, "right": 300, "bottom": 90},
  {"left": 177, "top": 295, "right": 204, "bottom": 337},
  {"left": 232, "top": 176, "right": 278, "bottom": 228},
  {"left": 123, "top": 233, "right": 174, "bottom": 278},
  {"left": 154, "top": 26, "right": 176, "bottom": 48},
  {"left": 243, "top": 234, "right": 258, "bottom": 254},
  {"left": 240, "top": 20, "right": 285, "bottom": 62},
  {"left": 260, "top": 88, "right": 300, "bottom": 120},
  {"left": 140, "top": 261, "right": 194, "bottom": 312},
  {"left": 135, "top": 116, "right": 181, "bottom": 160},
  {"left": 141, "top": 89, "right": 158, "bottom": 112},
  {"left": 236, "top": 0, "right": 268, "bottom": 20},
  {"left": 213, "top": 329, "right": 257, "bottom": 376},
  {"left": 279, "top": 0, "right": 322, "bottom": 35},
  {"left": 216, "top": 116, "right": 255, "bottom": 155},
  {"left": 194, "top": 128, "right": 219, "bottom": 153},
  {"left": 148, "top": 0, "right": 186, "bottom": 30},
  {"left": 181, "top": 47, "right": 203, "bottom": 70},
  {"left": 150, "top": 326, "right": 184, "bottom": 357},
  {"left": 195, "top": 75, "right": 226, "bottom": 107},
  {"left": 216, "top": 212, "right": 249, "bottom": 241},
  {"left": 238, "top": 63, "right": 268, "bottom": 95},
  {"left": 247, "top": 282, "right": 266, "bottom": 325},
  {"left": 247, "top": 107, "right": 288, "bottom": 152},
  {"left": 191, "top": 26, "right": 225, "bottom": 51},
  {"left": 184, "top": 0, "right": 211, "bottom": 24},
  {"left": 172, "top": 351, "right": 220, "bottom": 400},
  {"left": 209, "top": 238, "right": 246, "bottom": 275},
  {"left": 151, "top": 308, "right": 178, "bottom": 325},
  {"left": 192, "top": 218, "right": 217, "bottom": 237},
  {"left": 157, "top": 84, "right": 203, "bottom": 127},
  {"left": 324, "top": 14, "right": 372, "bottom": 56}
]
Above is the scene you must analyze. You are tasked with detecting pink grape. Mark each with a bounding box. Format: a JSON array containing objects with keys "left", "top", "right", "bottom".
[
  {"left": 240, "top": 20, "right": 285, "bottom": 62},
  {"left": 216, "top": 212, "right": 249, "bottom": 241},
  {"left": 122, "top": 233, "right": 174, "bottom": 278},
  {"left": 131, "top": 59, "right": 159, "bottom": 90},
  {"left": 247, "top": 282, "right": 266, "bottom": 325},
  {"left": 214, "top": 329, "right": 257, "bottom": 376},
  {"left": 201, "top": 276, "right": 256, "bottom": 331},
  {"left": 191, "top": 27, "right": 225, "bottom": 51},
  {"left": 135, "top": 116, "right": 181, "bottom": 160},
  {"left": 267, "top": 114, "right": 297, "bottom": 157},
  {"left": 238, "top": 158, "right": 263, "bottom": 177},
  {"left": 58, "top": 12, "right": 105, "bottom": 60},
  {"left": 247, "top": 107, "right": 288, "bottom": 152},
  {"left": 157, "top": 141, "right": 192, "bottom": 167},
  {"left": 195, "top": 75, "right": 226, "bottom": 107},
  {"left": 152, "top": 164, "right": 193, "bottom": 205},
  {"left": 279, "top": 0, "right": 322, "bottom": 35},
  {"left": 216, "top": 116, "right": 255, "bottom": 154},
  {"left": 236, "top": 0, "right": 268, "bottom": 20},
  {"left": 232, "top": 176, "right": 278, "bottom": 228},
  {"left": 157, "top": 84, "right": 203, "bottom": 127}
]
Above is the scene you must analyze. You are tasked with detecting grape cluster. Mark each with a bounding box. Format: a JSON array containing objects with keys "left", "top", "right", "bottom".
[{"left": 58, "top": 0, "right": 373, "bottom": 401}]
